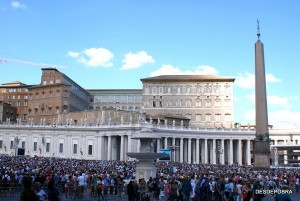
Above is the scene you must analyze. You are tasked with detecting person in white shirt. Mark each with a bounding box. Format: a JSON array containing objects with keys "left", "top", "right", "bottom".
[
  {"left": 77, "top": 173, "right": 86, "bottom": 198},
  {"left": 34, "top": 182, "right": 47, "bottom": 201}
]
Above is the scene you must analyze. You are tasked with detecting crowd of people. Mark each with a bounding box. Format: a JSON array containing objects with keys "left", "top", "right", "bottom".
[{"left": 0, "top": 155, "right": 298, "bottom": 201}]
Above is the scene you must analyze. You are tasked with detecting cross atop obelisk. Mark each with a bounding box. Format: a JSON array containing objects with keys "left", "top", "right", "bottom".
[{"left": 254, "top": 20, "right": 270, "bottom": 170}]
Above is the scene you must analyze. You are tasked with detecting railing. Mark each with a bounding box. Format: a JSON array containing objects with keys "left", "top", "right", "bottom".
[{"left": 0, "top": 122, "right": 252, "bottom": 132}]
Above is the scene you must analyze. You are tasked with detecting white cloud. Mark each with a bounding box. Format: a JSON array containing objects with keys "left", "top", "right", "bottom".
[
  {"left": 68, "top": 48, "right": 114, "bottom": 68},
  {"left": 67, "top": 51, "right": 80, "bottom": 58},
  {"left": 121, "top": 51, "right": 154, "bottom": 70},
  {"left": 266, "top": 74, "right": 281, "bottom": 83},
  {"left": 243, "top": 109, "right": 255, "bottom": 122},
  {"left": 242, "top": 109, "right": 300, "bottom": 129},
  {"left": 246, "top": 93, "right": 289, "bottom": 107},
  {"left": 236, "top": 72, "right": 254, "bottom": 89},
  {"left": 268, "top": 95, "right": 289, "bottom": 107},
  {"left": 150, "top": 64, "right": 218, "bottom": 77},
  {"left": 236, "top": 72, "right": 281, "bottom": 89},
  {"left": 11, "top": 1, "right": 26, "bottom": 9},
  {"left": 269, "top": 110, "right": 300, "bottom": 129}
]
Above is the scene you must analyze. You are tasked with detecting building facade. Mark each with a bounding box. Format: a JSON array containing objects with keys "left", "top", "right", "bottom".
[
  {"left": 87, "top": 89, "right": 143, "bottom": 112},
  {"left": 0, "top": 81, "right": 34, "bottom": 121},
  {"left": 141, "top": 75, "right": 235, "bottom": 128},
  {"left": 0, "top": 123, "right": 299, "bottom": 165},
  {"left": 0, "top": 69, "right": 90, "bottom": 123}
]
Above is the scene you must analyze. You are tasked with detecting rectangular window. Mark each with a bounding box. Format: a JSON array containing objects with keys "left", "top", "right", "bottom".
[
  {"left": 17, "top": 95, "right": 20, "bottom": 99},
  {"left": 186, "top": 87, "right": 191, "bottom": 94},
  {"left": 152, "top": 87, "right": 157, "bottom": 94},
  {"left": 196, "top": 114, "right": 201, "bottom": 122},
  {"left": 50, "top": 80, "right": 54, "bottom": 84},
  {"left": 88, "top": 145, "right": 93, "bottom": 155},
  {"left": 206, "top": 115, "right": 211, "bottom": 122},
  {"left": 73, "top": 144, "right": 77, "bottom": 154},
  {"left": 12, "top": 95, "right": 15, "bottom": 99},
  {"left": 33, "top": 142, "right": 37, "bottom": 151},
  {"left": 22, "top": 141, "right": 25, "bottom": 149},
  {"left": 43, "top": 81, "right": 47, "bottom": 85},
  {"left": 215, "top": 115, "right": 221, "bottom": 122},
  {"left": 59, "top": 143, "right": 63, "bottom": 153},
  {"left": 46, "top": 143, "right": 50, "bottom": 152},
  {"left": 10, "top": 141, "right": 14, "bottom": 149},
  {"left": 0, "top": 140, "right": 2, "bottom": 149},
  {"left": 24, "top": 101, "right": 28, "bottom": 106},
  {"left": 159, "top": 86, "right": 163, "bottom": 94},
  {"left": 49, "top": 92, "right": 52, "bottom": 98},
  {"left": 206, "top": 101, "right": 211, "bottom": 107},
  {"left": 177, "top": 87, "right": 181, "bottom": 93},
  {"left": 167, "top": 87, "right": 171, "bottom": 94},
  {"left": 24, "top": 95, "right": 28, "bottom": 99},
  {"left": 42, "top": 93, "right": 45, "bottom": 98}
]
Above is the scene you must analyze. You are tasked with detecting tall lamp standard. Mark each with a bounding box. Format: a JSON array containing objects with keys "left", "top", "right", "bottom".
[
  {"left": 167, "top": 144, "right": 180, "bottom": 162},
  {"left": 215, "top": 140, "right": 223, "bottom": 164}
]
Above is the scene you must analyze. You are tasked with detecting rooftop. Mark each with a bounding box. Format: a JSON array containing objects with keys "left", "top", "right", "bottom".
[{"left": 140, "top": 75, "right": 235, "bottom": 82}]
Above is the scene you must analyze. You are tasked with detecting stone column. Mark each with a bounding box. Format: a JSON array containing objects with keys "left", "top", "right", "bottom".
[
  {"left": 180, "top": 138, "right": 184, "bottom": 163},
  {"left": 188, "top": 138, "right": 192, "bottom": 164},
  {"left": 196, "top": 139, "right": 200, "bottom": 164},
  {"left": 204, "top": 139, "right": 208, "bottom": 164},
  {"left": 120, "top": 135, "right": 124, "bottom": 161},
  {"left": 107, "top": 135, "right": 112, "bottom": 160},
  {"left": 165, "top": 137, "right": 168, "bottom": 149},
  {"left": 237, "top": 139, "right": 242, "bottom": 165},
  {"left": 127, "top": 136, "right": 132, "bottom": 161},
  {"left": 212, "top": 139, "right": 216, "bottom": 164},
  {"left": 172, "top": 138, "right": 176, "bottom": 162},
  {"left": 246, "top": 140, "right": 251, "bottom": 165},
  {"left": 229, "top": 139, "right": 233, "bottom": 164},
  {"left": 220, "top": 139, "right": 225, "bottom": 164},
  {"left": 157, "top": 139, "right": 161, "bottom": 152},
  {"left": 274, "top": 147, "right": 278, "bottom": 166}
]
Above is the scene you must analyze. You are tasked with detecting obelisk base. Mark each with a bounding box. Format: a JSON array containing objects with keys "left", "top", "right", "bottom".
[{"left": 253, "top": 141, "right": 270, "bottom": 170}]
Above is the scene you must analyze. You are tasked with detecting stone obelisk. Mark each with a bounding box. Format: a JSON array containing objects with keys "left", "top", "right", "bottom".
[{"left": 253, "top": 20, "right": 270, "bottom": 170}]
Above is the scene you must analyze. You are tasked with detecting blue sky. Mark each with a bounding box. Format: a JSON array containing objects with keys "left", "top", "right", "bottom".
[{"left": 0, "top": 0, "right": 300, "bottom": 128}]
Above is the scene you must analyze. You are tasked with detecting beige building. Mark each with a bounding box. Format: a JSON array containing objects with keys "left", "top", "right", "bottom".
[
  {"left": 87, "top": 89, "right": 143, "bottom": 112},
  {"left": 140, "top": 75, "right": 235, "bottom": 128}
]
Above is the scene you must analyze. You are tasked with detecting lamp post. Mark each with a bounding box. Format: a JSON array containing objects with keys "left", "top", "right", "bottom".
[
  {"left": 167, "top": 144, "right": 180, "bottom": 162},
  {"left": 215, "top": 140, "right": 223, "bottom": 164}
]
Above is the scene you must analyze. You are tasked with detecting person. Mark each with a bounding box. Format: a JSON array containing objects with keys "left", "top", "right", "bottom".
[
  {"left": 252, "top": 180, "right": 264, "bottom": 201},
  {"left": 127, "top": 180, "right": 135, "bottom": 201},
  {"left": 181, "top": 177, "right": 192, "bottom": 201},
  {"left": 20, "top": 176, "right": 39, "bottom": 201},
  {"left": 274, "top": 185, "right": 292, "bottom": 201},
  {"left": 34, "top": 182, "right": 47, "bottom": 201},
  {"left": 47, "top": 179, "right": 60, "bottom": 201}
]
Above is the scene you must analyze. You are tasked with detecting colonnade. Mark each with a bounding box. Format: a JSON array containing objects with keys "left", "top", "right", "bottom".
[
  {"left": 101, "top": 135, "right": 252, "bottom": 165},
  {"left": 155, "top": 137, "right": 252, "bottom": 165}
]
